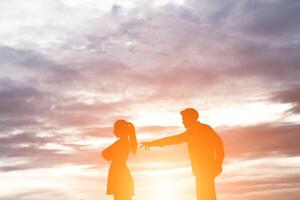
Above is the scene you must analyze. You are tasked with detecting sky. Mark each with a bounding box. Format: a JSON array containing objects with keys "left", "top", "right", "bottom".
[{"left": 0, "top": 0, "right": 300, "bottom": 199}]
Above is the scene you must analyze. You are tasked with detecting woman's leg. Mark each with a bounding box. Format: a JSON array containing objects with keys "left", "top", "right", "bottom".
[
  {"left": 114, "top": 194, "right": 132, "bottom": 200},
  {"left": 114, "top": 194, "right": 120, "bottom": 200},
  {"left": 125, "top": 196, "right": 132, "bottom": 200}
]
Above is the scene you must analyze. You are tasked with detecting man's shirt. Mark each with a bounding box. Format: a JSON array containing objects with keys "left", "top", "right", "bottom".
[{"left": 153, "top": 122, "right": 224, "bottom": 176}]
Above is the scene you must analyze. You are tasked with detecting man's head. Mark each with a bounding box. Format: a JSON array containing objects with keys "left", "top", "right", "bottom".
[{"left": 180, "top": 108, "right": 199, "bottom": 129}]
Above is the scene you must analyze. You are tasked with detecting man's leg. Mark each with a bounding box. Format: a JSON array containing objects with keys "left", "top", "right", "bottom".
[{"left": 196, "top": 175, "right": 216, "bottom": 200}]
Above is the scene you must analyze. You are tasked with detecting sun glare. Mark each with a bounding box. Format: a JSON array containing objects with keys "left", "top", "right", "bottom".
[
  {"left": 140, "top": 168, "right": 194, "bottom": 200},
  {"left": 154, "top": 181, "right": 175, "bottom": 200},
  {"left": 204, "top": 102, "right": 292, "bottom": 126},
  {"left": 134, "top": 110, "right": 182, "bottom": 126}
]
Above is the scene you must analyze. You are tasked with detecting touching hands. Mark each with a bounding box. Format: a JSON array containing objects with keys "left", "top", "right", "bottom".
[{"left": 140, "top": 141, "right": 153, "bottom": 151}]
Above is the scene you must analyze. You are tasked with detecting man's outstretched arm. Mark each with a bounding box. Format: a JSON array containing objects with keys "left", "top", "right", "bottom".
[{"left": 141, "top": 132, "right": 187, "bottom": 150}]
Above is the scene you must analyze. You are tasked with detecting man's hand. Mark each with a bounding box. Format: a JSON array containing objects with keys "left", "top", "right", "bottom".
[{"left": 140, "top": 141, "right": 153, "bottom": 151}]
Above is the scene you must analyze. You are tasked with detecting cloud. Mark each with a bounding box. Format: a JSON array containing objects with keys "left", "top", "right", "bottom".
[
  {"left": 0, "top": 0, "right": 300, "bottom": 199},
  {"left": 231, "top": 0, "right": 300, "bottom": 39},
  {"left": 0, "top": 46, "right": 57, "bottom": 69},
  {"left": 0, "top": 78, "right": 48, "bottom": 117},
  {"left": 1, "top": 189, "right": 70, "bottom": 200},
  {"left": 1, "top": 121, "right": 299, "bottom": 172},
  {"left": 0, "top": 131, "right": 101, "bottom": 172},
  {"left": 218, "top": 173, "right": 300, "bottom": 200},
  {"left": 272, "top": 85, "right": 300, "bottom": 113},
  {"left": 221, "top": 123, "right": 300, "bottom": 158}
]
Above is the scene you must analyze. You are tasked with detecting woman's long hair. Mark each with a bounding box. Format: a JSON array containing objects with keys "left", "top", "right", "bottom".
[
  {"left": 128, "top": 122, "right": 137, "bottom": 154},
  {"left": 114, "top": 119, "right": 137, "bottom": 154},
  {"left": 127, "top": 122, "right": 137, "bottom": 154}
]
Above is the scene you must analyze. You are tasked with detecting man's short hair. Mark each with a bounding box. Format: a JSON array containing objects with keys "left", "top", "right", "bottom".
[{"left": 180, "top": 108, "right": 199, "bottom": 120}]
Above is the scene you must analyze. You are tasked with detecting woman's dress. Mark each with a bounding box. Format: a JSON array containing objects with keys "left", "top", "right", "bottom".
[{"left": 104, "top": 138, "right": 134, "bottom": 196}]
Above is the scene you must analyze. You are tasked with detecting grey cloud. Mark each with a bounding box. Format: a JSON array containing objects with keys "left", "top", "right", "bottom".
[
  {"left": 3, "top": 0, "right": 296, "bottom": 103},
  {"left": 1, "top": 0, "right": 299, "bottom": 133},
  {"left": 0, "top": 46, "right": 56, "bottom": 69},
  {"left": 2, "top": 122, "right": 299, "bottom": 172},
  {"left": 232, "top": 0, "right": 300, "bottom": 39},
  {"left": 0, "top": 118, "right": 40, "bottom": 132},
  {"left": 0, "top": 75, "right": 127, "bottom": 129},
  {"left": 0, "top": 131, "right": 100, "bottom": 172},
  {"left": 272, "top": 85, "right": 300, "bottom": 113},
  {"left": 0, "top": 132, "right": 59, "bottom": 146},
  {"left": 0, "top": 78, "right": 50, "bottom": 119},
  {"left": 220, "top": 123, "right": 300, "bottom": 158},
  {"left": 0, "top": 45, "right": 82, "bottom": 85},
  {"left": 0, "top": 1, "right": 300, "bottom": 199},
  {"left": 111, "top": 4, "right": 123, "bottom": 16}
]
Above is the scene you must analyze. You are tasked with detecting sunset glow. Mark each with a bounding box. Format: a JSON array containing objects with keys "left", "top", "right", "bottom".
[{"left": 1, "top": 0, "right": 300, "bottom": 200}]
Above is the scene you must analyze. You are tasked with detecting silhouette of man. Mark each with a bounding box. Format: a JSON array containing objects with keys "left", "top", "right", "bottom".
[{"left": 141, "top": 108, "right": 224, "bottom": 200}]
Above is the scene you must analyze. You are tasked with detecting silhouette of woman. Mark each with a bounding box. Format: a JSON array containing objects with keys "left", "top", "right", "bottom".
[{"left": 102, "top": 120, "right": 137, "bottom": 200}]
